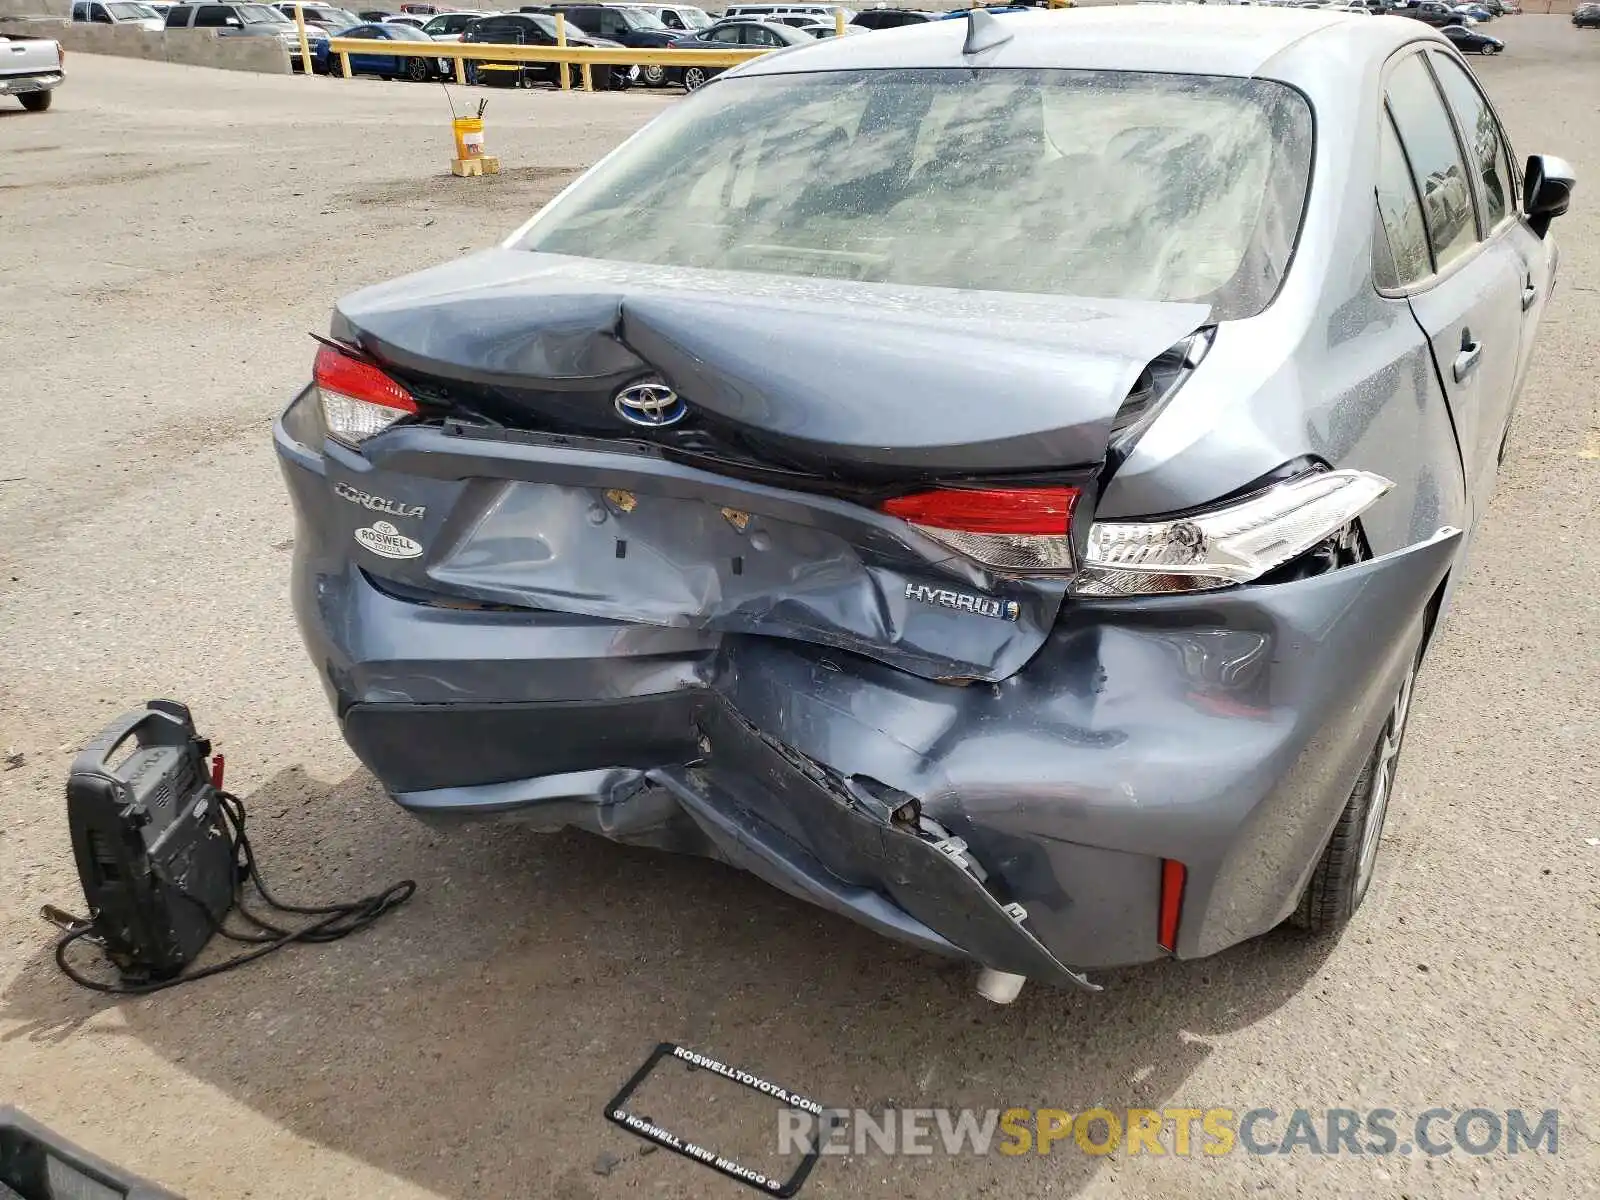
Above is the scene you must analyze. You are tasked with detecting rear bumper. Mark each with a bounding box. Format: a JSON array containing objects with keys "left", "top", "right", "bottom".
[
  {"left": 0, "top": 71, "right": 62, "bottom": 95},
  {"left": 278, "top": 417, "right": 1459, "bottom": 979}
]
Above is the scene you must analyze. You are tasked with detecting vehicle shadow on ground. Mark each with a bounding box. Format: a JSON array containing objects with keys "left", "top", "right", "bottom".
[{"left": 2, "top": 763, "right": 1337, "bottom": 1199}]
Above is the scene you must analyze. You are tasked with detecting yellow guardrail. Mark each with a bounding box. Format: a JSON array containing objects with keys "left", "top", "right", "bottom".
[{"left": 294, "top": 7, "right": 770, "bottom": 92}]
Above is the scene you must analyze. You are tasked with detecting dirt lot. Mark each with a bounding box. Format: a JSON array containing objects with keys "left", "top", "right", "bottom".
[{"left": 1, "top": 20, "right": 1598, "bottom": 1200}]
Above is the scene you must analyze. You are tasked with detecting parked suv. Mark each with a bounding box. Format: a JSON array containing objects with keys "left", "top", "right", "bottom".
[
  {"left": 616, "top": 2, "right": 712, "bottom": 32},
  {"left": 71, "top": 1, "right": 165, "bottom": 30},
  {"left": 462, "top": 11, "right": 637, "bottom": 88},
  {"left": 539, "top": 3, "right": 679, "bottom": 84},
  {"left": 165, "top": 3, "right": 328, "bottom": 66}
]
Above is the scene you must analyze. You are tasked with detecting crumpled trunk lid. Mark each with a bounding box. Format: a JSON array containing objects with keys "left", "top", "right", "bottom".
[{"left": 330, "top": 251, "right": 1210, "bottom": 682}]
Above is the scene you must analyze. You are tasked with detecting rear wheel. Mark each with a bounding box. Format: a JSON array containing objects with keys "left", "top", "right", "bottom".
[
  {"left": 19, "top": 90, "right": 52, "bottom": 112},
  {"left": 682, "top": 65, "right": 708, "bottom": 91},
  {"left": 1482, "top": 43, "right": 1502, "bottom": 53},
  {"left": 641, "top": 64, "right": 666, "bottom": 86},
  {"left": 1289, "top": 646, "right": 1422, "bottom": 934},
  {"left": 405, "top": 55, "right": 430, "bottom": 81}
]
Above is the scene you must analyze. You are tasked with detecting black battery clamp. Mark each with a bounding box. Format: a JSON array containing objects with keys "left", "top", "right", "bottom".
[{"left": 50, "top": 700, "right": 416, "bottom": 995}]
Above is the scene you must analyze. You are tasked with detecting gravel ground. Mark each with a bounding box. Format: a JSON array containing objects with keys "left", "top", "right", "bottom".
[{"left": 1, "top": 21, "right": 1597, "bottom": 1200}]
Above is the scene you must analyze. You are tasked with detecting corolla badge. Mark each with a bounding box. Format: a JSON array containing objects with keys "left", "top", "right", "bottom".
[
  {"left": 354, "top": 521, "right": 423, "bottom": 560},
  {"left": 614, "top": 378, "right": 687, "bottom": 428}
]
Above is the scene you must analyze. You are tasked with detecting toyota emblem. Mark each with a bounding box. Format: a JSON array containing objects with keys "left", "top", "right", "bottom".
[{"left": 614, "top": 379, "right": 687, "bottom": 428}]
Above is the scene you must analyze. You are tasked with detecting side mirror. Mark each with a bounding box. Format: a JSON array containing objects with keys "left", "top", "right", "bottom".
[{"left": 1523, "top": 153, "right": 1574, "bottom": 239}]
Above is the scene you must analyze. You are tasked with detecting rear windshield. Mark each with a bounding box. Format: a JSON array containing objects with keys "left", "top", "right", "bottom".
[{"left": 515, "top": 69, "right": 1313, "bottom": 317}]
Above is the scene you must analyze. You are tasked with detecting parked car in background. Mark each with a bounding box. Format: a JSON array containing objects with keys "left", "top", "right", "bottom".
[
  {"left": 618, "top": 1, "right": 713, "bottom": 31},
  {"left": 850, "top": 6, "right": 938, "bottom": 26},
  {"left": 277, "top": 8, "right": 1575, "bottom": 1001},
  {"left": 164, "top": 3, "right": 329, "bottom": 68},
  {"left": 383, "top": 12, "right": 426, "bottom": 24},
  {"left": 318, "top": 20, "right": 448, "bottom": 76},
  {"left": 1441, "top": 19, "right": 1500, "bottom": 48},
  {"left": 0, "top": 33, "right": 62, "bottom": 111},
  {"left": 794, "top": 17, "right": 855, "bottom": 32},
  {"left": 1575, "top": 2, "right": 1600, "bottom": 25},
  {"left": 1390, "top": 0, "right": 1466, "bottom": 23},
  {"left": 418, "top": 9, "right": 482, "bottom": 37},
  {"left": 1451, "top": 3, "right": 1493, "bottom": 20},
  {"left": 723, "top": 2, "right": 851, "bottom": 20},
  {"left": 461, "top": 11, "right": 637, "bottom": 88},
  {"left": 71, "top": 2, "right": 165, "bottom": 31},
  {"left": 666, "top": 17, "right": 809, "bottom": 88},
  {"left": 275, "top": 2, "right": 360, "bottom": 28},
  {"left": 541, "top": 3, "right": 679, "bottom": 83},
  {"left": 356, "top": 8, "right": 398, "bottom": 18}
]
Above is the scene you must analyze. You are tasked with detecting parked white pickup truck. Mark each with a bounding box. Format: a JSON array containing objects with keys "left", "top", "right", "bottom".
[{"left": 0, "top": 35, "right": 64, "bottom": 112}]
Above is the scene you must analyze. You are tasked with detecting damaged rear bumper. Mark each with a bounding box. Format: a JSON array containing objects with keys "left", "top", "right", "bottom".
[{"left": 288, "top": 466, "right": 1457, "bottom": 978}]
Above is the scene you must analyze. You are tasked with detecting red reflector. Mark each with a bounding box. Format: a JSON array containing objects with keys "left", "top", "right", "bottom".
[
  {"left": 1157, "top": 858, "right": 1186, "bottom": 953},
  {"left": 313, "top": 343, "right": 417, "bottom": 414},
  {"left": 879, "top": 487, "right": 1078, "bottom": 535}
]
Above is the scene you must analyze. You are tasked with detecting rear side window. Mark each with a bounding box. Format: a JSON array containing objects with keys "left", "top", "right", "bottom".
[
  {"left": 1384, "top": 53, "right": 1477, "bottom": 270},
  {"left": 1427, "top": 50, "right": 1512, "bottom": 229},
  {"left": 517, "top": 69, "right": 1315, "bottom": 316},
  {"left": 193, "top": 4, "right": 234, "bottom": 22},
  {"left": 1374, "top": 110, "right": 1432, "bottom": 289},
  {"left": 164, "top": 3, "right": 191, "bottom": 21}
]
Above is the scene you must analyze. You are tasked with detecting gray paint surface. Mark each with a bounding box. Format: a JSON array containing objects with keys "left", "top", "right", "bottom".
[{"left": 277, "top": 7, "right": 1558, "bottom": 980}]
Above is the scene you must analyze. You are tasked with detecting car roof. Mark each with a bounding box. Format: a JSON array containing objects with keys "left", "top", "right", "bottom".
[{"left": 735, "top": 6, "right": 1434, "bottom": 79}]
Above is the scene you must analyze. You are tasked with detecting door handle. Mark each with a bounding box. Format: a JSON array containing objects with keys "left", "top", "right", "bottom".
[
  {"left": 1453, "top": 340, "right": 1482, "bottom": 383},
  {"left": 1522, "top": 282, "right": 1539, "bottom": 311}
]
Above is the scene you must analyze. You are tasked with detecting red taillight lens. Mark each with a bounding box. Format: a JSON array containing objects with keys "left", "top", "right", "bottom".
[
  {"left": 313, "top": 343, "right": 416, "bottom": 413},
  {"left": 879, "top": 486, "right": 1079, "bottom": 574},
  {"left": 313, "top": 343, "right": 417, "bottom": 447},
  {"left": 1157, "top": 858, "right": 1186, "bottom": 953},
  {"left": 879, "top": 487, "right": 1078, "bottom": 535}
]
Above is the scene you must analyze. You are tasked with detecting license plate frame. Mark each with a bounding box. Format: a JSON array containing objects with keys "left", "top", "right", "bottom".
[{"left": 603, "top": 1042, "right": 833, "bottom": 1197}]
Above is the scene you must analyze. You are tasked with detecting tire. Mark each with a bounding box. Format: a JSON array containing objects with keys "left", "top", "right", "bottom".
[
  {"left": 1483, "top": 43, "right": 1501, "bottom": 53},
  {"left": 682, "top": 65, "right": 708, "bottom": 91},
  {"left": 641, "top": 64, "right": 666, "bottom": 86},
  {"left": 405, "top": 56, "right": 430, "bottom": 81},
  {"left": 1289, "top": 644, "right": 1422, "bottom": 934},
  {"left": 19, "top": 89, "right": 52, "bottom": 112}
]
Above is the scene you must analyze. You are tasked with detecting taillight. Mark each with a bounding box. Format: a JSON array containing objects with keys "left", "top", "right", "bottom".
[
  {"left": 879, "top": 486, "right": 1078, "bottom": 573},
  {"left": 313, "top": 342, "right": 417, "bottom": 448}
]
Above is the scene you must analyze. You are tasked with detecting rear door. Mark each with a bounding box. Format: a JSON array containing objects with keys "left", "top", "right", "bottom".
[
  {"left": 1426, "top": 48, "right": 1553, "bottom": 405},
  {"left": 1383, "top": 48, "right": 1522, "bottom": 522}
]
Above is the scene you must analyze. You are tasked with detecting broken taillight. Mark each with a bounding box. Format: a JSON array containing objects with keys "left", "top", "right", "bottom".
[
  {"left": 313, "top": 342, "right": 418, "bottom": 448},
  {"left": 879, "top": 486, "right": 1079, "bottom": 574}
]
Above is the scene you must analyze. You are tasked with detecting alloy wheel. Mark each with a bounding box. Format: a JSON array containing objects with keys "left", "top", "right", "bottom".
[
  {"left": 1353, "top": 657, "right": 1417, "bottom": 899},
  {"left": 683, "top": 66, "right": 707, "bottom": 91}
]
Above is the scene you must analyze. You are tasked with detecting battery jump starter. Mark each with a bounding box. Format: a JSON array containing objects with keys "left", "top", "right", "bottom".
[{"left": 50, "top": 700, "right": 415, "bottom": 994}]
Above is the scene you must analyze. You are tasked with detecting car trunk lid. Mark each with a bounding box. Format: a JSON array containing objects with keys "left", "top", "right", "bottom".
[{"left": 328, "top": 250, "right": 1210, "bottom": 682}]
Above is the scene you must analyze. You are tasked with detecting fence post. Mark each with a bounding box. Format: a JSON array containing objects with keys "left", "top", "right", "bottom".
[
  {"left": 294, "top": 2, "right": 312, "bottom": 74},
  {"left": 454, "top": 54, "right": 464, "bottom": 82},
  {"left": 338, "top": 49, "right": 350, "bottom": 77},
  {"left": 834, "top": 7, "right": 844, "bottom": 34},
  {"left": 555, "top": 11, "right": 570, "bottom": 90}
]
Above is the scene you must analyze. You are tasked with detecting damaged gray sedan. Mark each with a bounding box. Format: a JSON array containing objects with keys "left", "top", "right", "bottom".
[{"left": 275, "top": 8, "right": 1573, "bottom": 996}]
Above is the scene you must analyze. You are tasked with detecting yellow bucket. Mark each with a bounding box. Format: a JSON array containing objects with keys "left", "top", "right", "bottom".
[{"left": 452, "top": 116, "right": 485, "bottom": 160}]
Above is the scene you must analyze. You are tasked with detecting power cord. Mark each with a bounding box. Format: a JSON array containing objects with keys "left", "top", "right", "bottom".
[{"left": 53, "top": 790, "right": 415, "bottom": 996}]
